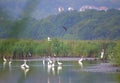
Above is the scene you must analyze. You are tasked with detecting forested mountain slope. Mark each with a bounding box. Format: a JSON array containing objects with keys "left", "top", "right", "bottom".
[{"left": 0, "top": 9, "right": 120, "bottom": 40}]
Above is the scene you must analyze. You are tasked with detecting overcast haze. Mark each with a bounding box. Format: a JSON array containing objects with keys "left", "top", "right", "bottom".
[{"left": 0, "top": 0, "right": 120, "bottom": 19}]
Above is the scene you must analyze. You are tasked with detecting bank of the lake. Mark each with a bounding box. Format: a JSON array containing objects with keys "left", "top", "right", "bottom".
[{"left": 0, "top": 39, "right": 120, "bottom": 66}]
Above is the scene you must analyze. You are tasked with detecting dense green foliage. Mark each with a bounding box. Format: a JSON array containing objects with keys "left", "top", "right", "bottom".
[
  {"left": 0, "top": 7, "right": 120, "bottom": 65},
  {"left": 0, "top": 39, "right": 117, "bottom": 58},
  {"left": 38, "top": 9, "right": 120, "bottom": 40},
  {"left": 0, "top": 9, "right": 120, "bottom": 40},
  {"left": 112, "top": 41, "right": 120, "bottom": 66}
]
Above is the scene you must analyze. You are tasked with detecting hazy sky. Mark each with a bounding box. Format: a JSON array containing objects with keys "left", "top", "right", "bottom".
[{"left": 0, "top": 0, "right": 120, "bottom": 19}]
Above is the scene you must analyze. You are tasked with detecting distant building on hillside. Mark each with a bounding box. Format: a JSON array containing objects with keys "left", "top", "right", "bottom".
[
  {"left": 58, "top": 5, "right": 109, "bottom": 13},
  {"left": 99, "top": 6, "right": 108, "bottom": 11},
  {"left": 79, "top": 5, "right": 98, "bottom": 12},
  {"left": 68, "top": 7, "right": 74, "bottom": 11},
  {"left": 79, "top": 5, "right": 108, "bottom": 12},
  {"left": 58, "top": 7, "right": 64, "bottom": 12}
]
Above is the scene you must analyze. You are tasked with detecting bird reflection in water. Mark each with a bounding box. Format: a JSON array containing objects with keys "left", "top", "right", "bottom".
[
  {"left": 47, "top": 56, "right": 55, "bottom": 75},
  {"left": 3, "top": 57, "right": 12, "bottom": 71},
  {"left": 78, "top": 56, "right": 83, "bottom": 68},
  {"left": 21, "top": 59, "right": 30, "bottom": 77},
  {"left": 8, "top": 58, "right": 12, "bottom": 72},
  {"left": 57, "top": 66, "right": 62, "bottom": 74},
  {"left": 47, "top": 75, "right": 62, "bottom": 83},
  {"left": 21, "top": 67, "right": 29, "bottom": 77},
  {"left": 3, "top": 56, "right": 7, "bottom": 70},
  {"left": 47, "top": 77, "right": 50, "bottom": 83},
  {"left": 42, "top": 57, "right": 46, "bottom": 71},
  {"left": 3, "top": 61, "right": 6, "bottom": 70},
  {"left": 58, "top": 76, "right": 61, "bottom": 83},
  {"left": 47, "top": 64, "right": 55, "bottom": 75}
]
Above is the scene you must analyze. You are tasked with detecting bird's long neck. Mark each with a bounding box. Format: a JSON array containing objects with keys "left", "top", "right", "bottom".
[{"left": 24, "top": 61, "right": 27, "bottom": 65}]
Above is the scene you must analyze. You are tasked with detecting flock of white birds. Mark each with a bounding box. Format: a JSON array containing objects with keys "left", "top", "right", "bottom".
[
  {"left": 2, "top": 54, "right": 84, "bottom": 76},
  {"left": 2, "top": 37, "right": 104, "bottom": 76}
]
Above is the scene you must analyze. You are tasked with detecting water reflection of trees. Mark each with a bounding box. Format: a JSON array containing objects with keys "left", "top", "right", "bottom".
[
  {"left": 1, "top": 59, "right": 119, "bottom": 83},
  {"left": 116, "top": 74, "right": 120, "bottom": 83}
]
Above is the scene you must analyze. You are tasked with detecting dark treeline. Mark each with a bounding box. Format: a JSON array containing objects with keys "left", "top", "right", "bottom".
[
  {"left": 0, "top": 39, "right": 119, "bottom": 62},
  {"left": 0, "top": 9, "right": 120, "bottom": 40}
]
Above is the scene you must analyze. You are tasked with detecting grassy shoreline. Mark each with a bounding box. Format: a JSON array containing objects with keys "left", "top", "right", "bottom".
[{"left": 0, "top": 39, "right": 120, "bottom": 65}]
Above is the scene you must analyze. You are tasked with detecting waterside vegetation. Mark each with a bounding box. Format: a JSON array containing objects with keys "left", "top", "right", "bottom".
[{"left": 0, "top": 39, "right": 119, "bottom": 65}]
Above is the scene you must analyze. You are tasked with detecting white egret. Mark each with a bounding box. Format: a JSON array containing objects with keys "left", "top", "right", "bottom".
[
  {"left": 47, "top": 37, "right": 51, "bottom": 41},
  {"left": 56, "top": 58, "right": 63, "bottom": 74},
  {"left": 57, "top": 61, "right": 62, "bottom": 66},
  {"left": 47, "top": 56, "right": 56, "bottom": 75},
  {"left": 47, "top": 61, "right": 55, "bottom": 75},
  {"left": 100, "top": 49, "right": 104, "bottom": 59},
  {"left": 57, "top": 66, "right": 62, "bottom": 74},
  {"left": 78, "top": 61, "right": 83, "bottom": 68},
  {"left": 3, "top": 56, "right": 7, "bottom": 70},
  {"left": 3, "top": 56, "right": 7, "bottom": 62},
  {"left": 57, "top": 61, "right": 62, "bottom": 65},
  {"left": 78, "top": 56, "right": 83, "bottom": 62},
  {"left": 47, "top": 56, "right": 53, "bottom": 65},
  {"left": 78, "top": 56, "right": 83, "bottom": 68},
  {"left": 9, "top": 58, "right": 12, "bottom": 64},
  {"left": 57, "top": 58, "right": 62, "bottom": 66},
  {"left": 101, "top": 52, "right": 104, "bottom": 59},
  {"left": 21, "top": 59, "right": 29, "bottom": 69},
  {"left": 47, "top": 57, "right": 52, "bottom": 72}
]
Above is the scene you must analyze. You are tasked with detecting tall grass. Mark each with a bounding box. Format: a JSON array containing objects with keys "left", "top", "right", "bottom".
[
  {"left": 112, "top": 41, "right": 120, "bottom": 66},
  {"left": 0, "top": 39, "right": 118, "bottom": 60}
]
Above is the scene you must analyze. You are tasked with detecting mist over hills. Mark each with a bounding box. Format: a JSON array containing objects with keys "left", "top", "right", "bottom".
[
  {"left": 0, "top": 0, "right": 120, "bottom": 40},
  {"left": 0, "top": 0, "right": 120, "bottom": 19},
  {"left": 0, "top": 9, "right": 120, "bottom": 40}
]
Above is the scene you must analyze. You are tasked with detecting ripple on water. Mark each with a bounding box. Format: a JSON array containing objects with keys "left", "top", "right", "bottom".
[{"left": 82, "top": 63, "right": 119, "bottom": 73}]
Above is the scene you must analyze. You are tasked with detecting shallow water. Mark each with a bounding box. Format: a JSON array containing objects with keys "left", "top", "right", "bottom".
[{"left": 0, "top": 59, "right": 119, "bottom": 83}]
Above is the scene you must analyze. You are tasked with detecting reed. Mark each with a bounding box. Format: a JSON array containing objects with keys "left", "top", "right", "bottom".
[{"left": 0, "top": 39, "right": 118, "bottom": 60}]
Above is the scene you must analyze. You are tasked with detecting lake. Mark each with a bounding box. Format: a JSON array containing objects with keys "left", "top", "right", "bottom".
[{"left": 0, "top": 58, "right": 119, "bottom": 83}]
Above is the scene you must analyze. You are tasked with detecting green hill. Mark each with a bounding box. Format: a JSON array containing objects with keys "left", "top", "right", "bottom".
[{"left": 0, "top": 9, "right": 120, "bottom": 40}]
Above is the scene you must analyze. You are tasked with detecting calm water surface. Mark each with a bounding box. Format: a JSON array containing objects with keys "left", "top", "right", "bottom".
[{"left": 0, "top": 59, "right": 119, "bottom": 83}]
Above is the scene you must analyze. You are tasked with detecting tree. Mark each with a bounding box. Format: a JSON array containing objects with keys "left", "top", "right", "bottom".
[{"left": 113, "top": 42, "right": 120, "bottom": 65}]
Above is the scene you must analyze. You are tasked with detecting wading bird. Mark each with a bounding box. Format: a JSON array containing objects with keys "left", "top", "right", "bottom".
[
  {"left": 3, "top": 56, "right": 7, "bottom": 62},
  {"left": 3, "top": 56, "right": 7, "bottom": 70},
  {"left": 57, "top": 58, "right": 62, "bottom": 66},
  {"left": 48, "top": 37, "right": 51, "bottom": 41},
  {"left": 21, "top": 59, "right": 29, "bottom": 69},
  {"left": 78, "top": 56, "right": 83, "bottom": 68},
  {"left": 100, "top": 49, "right": 104, "bottom": 59}
]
